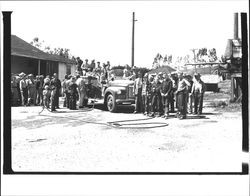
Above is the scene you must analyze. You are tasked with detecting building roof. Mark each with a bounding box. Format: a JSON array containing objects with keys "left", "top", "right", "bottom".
[{"left": 11, "top": 35, "right": 75, "bottom": 64}]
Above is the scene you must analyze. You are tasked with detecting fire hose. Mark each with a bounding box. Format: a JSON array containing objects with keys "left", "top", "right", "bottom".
[
  {"left": 38, "top": 87, "right": 168, "bottom": 129},
  {"left": 39, "top": 103, "right": 168, "bottom": 129}
]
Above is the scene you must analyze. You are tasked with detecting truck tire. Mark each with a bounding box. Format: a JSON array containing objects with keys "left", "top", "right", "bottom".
[{"left": 106, "top": 94, "right": 117, "bottom": 112}]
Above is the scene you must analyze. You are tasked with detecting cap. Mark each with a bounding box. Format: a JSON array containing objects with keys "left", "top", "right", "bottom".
[{"left": 19, "top": 72, "right": 26, "bottom": 77}]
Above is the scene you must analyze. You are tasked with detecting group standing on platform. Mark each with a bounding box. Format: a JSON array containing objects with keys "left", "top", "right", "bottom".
[{"left": 11, "top": 58, "right": 205, "bottom": 118}]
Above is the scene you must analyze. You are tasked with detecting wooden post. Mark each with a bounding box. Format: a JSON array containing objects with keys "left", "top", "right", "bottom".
[
  {"left": 131, "top": 12, "right": 137, "bottom": 68},
  {"left": 3, "top": 11, "right": 13, "bottom": 174},
  {"left": 38, "top": 59, "right": 41, "bottom": 75},
  {"left": 231, "top": 76, "right": 235, "bottom": 101}
]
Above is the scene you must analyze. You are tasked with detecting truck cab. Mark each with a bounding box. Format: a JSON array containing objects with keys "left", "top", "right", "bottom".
[{"left": 83, "top": 76, "right": 135, "bottom": 112}]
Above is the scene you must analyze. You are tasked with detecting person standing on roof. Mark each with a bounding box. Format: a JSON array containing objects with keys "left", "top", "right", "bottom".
[
  {"left": 89, "top": 59, "right": 96, "bottom": 72},
  {"left": 81, "top": 59, "right": 89, "bottom": 73}
]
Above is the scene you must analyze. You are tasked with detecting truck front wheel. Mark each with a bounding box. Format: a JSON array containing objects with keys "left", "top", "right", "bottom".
[{"left": 106, "top": 94, "right": 117, "bottom": 112}]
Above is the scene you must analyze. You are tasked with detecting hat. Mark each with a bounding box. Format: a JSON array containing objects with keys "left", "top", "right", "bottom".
[
  {"left": 194, "top": 73, "right": 201, "bottom": 77},
  {"left": 28, "top": 74, "right": 33, "bottom": 77},
  {"left": 19, "top": 72, "right": 26, "bottom": 78}
]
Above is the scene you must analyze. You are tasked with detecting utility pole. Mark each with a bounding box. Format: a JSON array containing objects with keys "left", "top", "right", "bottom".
[{"left": 131, "top": 12, "right": 137, "bottom": 68}]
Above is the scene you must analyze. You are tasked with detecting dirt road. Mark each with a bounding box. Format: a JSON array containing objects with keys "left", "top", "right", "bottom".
[{"left": 11, "top": 99, "right": 242, "bottom": 172}]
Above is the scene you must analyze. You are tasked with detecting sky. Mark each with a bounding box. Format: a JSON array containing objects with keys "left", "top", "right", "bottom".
[{"left": 0, "top": 1, "right": 248, "bottom": 68}]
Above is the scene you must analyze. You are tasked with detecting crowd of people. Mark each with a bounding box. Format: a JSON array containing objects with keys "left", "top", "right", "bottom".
[
  {"left": 11, "top": 73, "right": 62, "bottom": 111},
  {"left": 11, "top": 58, "right": 205, "bottom": 118},
  {"left": 133, "top": 71, "right": 206, "bottom": 120},
  {"left": 10, "top": 59, "right": 115, "bottom": 111}
]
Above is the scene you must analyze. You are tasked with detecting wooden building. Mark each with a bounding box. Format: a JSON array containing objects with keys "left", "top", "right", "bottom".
[{"left": 11, "top": 35, "right": 77, "bottom": 81}]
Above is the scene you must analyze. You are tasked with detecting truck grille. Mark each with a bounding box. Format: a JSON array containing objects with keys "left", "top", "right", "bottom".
[{"left": 128, "top": 85, "right": 134, "bottom": 98}]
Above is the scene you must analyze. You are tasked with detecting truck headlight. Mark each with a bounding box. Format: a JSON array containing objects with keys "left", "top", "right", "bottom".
[{"left": 117, "top": 90, "right": 122, "bottom": 94}]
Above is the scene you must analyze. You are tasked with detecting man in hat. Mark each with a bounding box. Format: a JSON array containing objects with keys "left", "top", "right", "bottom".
[
  {"left": 150, "top": 74, "right": 162, "bottom": 117},
  {"left": 89, "top": 59, "right": 96, "bottom": 72},
  {"left": 158, "top": 72, "right": 163, "bottom": 83},
  {"left": 11, "top": 74, "right": 21, "bottom": 106},
  {"left": 106, "top": 61, "right": 111, "bottom": 70},
  {"left": 19, "top": 72, "right": 28, "bottom": 106},
  {"left": 191, "top": 73, "right": 205, "bottom": 115},
  {"left": 175, "top": 72, "right": 190, "bottom": 119},
  {"left": 61, "top": 74, "right": 69, "bottom": 107},
  {"left": 102, "top": 63, "right": 109, "bottom": 81},
  {"left": 185, "top": 74, "right": 194, "bottom": 114},
  {"left": 142, "top": 73, "right": 152, "bottom": 115},
  {"left": 133, "top": 71, "right": 143, "bottom": 113},
  {"left": 36, "top": 75, "right": 44, "bottom": 106},
  {"left": 129, "top": 69, "right": 136, "bottom": 81},
  {"left": 160, "top": 73, "right": 173, "bottom": 119},
  {"left": 68, "top": 76, "right": 78, "bottom": 110},
  {"left": 76, "top": 75, "right": 88, "bottom": 108},
  {"left": 169, "top": 73, "right": 177, "bottom": 112},
  {"left": 64, "top": 75, "right": 72, "bottom": 108},
  {"left": 50, "top": 73, "right": 61, "bottom": 110},
  {"left": 26, "top": 74, "right": 37, "bottom": 106},
  {"left": 81, "top": 59, "right": 90, "bottom": 73}
]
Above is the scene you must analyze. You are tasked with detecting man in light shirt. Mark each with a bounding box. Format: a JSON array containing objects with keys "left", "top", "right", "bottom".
[
  {"left": 175, "top": 72, "right": 190, "bottom": 119},
  {"left": 76, "top": 75, "right": 88, "bottom": 108},
  {"left": 191, "top": 73, "right": 206, "bottom": 115},
  {"left": 19, "top": 72, "right": 28, "bottom": 106},
  {"left": 133, "top": 71, "right": 143, "bottom": 113}
]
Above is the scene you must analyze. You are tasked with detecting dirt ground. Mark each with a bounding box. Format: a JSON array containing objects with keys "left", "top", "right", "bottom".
[{"left": 11, "top": 90, "right": 243, "bottom": 172}]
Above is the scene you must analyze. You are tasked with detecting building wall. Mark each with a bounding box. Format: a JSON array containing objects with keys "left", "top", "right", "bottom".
[
  {"left": 58, "top": 63, "right": 77, "bottom": 81},
  {"left": 58, "top": 62, "right": 67, "bottom": 81},
  {"left": 71, "top": 64, "right": 77, "bottom": 75},
  {"left": 11, "top": 55, "right": 38, "bottom": 75}
]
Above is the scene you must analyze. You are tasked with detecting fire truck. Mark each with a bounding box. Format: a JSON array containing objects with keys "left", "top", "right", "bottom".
[{"left": 83, "top": 75, "right": 135, "bottom": 112}]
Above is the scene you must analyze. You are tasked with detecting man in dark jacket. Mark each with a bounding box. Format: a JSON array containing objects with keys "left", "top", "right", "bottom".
[
  {"left": 150, "top": 75, "right": 162, "bottom": 117},
  {"left": 50, "top": 73, "right": 61, "bottom": 110},
  {"left": 68, "top": 76, "right": 78, "bottom": 110},
  {"left": 160, "top": 73, "right": 173, "bottom": 119}
]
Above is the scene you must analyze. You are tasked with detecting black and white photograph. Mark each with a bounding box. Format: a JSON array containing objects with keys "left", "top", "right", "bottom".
[{"left": 1, "top": 0, "right": 249, "bottom": 195}]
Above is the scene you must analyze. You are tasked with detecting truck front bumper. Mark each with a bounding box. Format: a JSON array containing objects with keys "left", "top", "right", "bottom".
[{"left": 116, "top": 99, "right": 135, "bottom": 105}]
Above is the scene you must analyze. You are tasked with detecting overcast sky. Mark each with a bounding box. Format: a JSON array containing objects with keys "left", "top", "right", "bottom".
[{"left": 1, "top": 1, "right": 248, "bottom": 68}]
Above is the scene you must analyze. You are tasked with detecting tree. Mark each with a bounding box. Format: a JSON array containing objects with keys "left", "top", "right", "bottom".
[
  {"left": 208, "top": 48, "right": 218, "bottom": 62},
  {"left": 30, "top": 37, "right": 44, "bottom": 50},
  {"left": 30, "top": 37, "right": 74, "bottom": 60}
]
